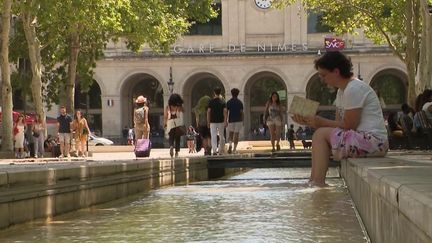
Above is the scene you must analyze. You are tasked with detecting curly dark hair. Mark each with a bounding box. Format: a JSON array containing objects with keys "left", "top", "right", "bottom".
[
  {"left": 314, "top": 51, "right": 353, "bottom": 79},
  {"left": 168, "top": 93, "right": 184, "bottom": 106}
]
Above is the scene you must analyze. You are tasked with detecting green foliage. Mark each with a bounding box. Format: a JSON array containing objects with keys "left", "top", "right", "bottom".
[
  {"left": 371, "top": 75, "right": 406, "bottom": 104},
  {"left": 274, "top": 0, "right": 423, "bottom": 105},
  {"left": 124, "top": 0, "right": 217, "bottom": 52},
  {"left": 9, "top": 0, "right": 216, "bottom": 107},
  {"left": 307, "top": 77, "right": 337, "bottom": 105},
  {"left": 274, "top": 0, "right": 413, "bottom": 59}
]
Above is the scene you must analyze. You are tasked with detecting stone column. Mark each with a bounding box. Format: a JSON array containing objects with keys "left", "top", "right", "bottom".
[
  {"left": 238, "top": 0, "right": 246, "bottom": 45},
  {"left": 221, "top": 0, "right": 230, "bottom": 47},
  {"left": 101, "top": 95, "right": 121, "bottom": 137}
]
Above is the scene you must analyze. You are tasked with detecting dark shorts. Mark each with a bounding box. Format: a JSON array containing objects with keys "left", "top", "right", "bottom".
[{"left": 198, "top": 125, "right": 211, "bottom": 138}]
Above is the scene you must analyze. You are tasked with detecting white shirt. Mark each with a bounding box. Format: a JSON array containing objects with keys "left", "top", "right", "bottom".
[{"left": 335, "top": 79, "right": 388, "bottom": 140}]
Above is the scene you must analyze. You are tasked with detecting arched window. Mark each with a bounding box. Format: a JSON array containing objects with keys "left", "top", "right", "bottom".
[
  {"left": 191, "top": 77, "right": 225, "bottom": 109},
  {"left": 121, "top": 74, "right": 165, "bottom": 146},
  {"left": 131, "top": 78, "right": 164, "bottom": 109},
  {"left": 370, "top": 70, "right": 407, "bottom": 106},
  {"left": 246, "top": 73, "right": 286, "bottom": 139},
  {"left": 250, "top": 78, "right": 286, "bottom": 106},
  {"left": 75, "top": 81, "right": 102, "bottom": 135},
  {"left": 306, "top": 74, "right": 337, "bottom": 106}
]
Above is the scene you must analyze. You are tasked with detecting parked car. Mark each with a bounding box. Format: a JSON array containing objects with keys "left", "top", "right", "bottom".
[{"left": 88, "top": 134, "right": 114, "bottom": 146}]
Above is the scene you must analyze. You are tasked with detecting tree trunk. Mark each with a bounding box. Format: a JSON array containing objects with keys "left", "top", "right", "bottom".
[
  {"left": 418, "top": 0, "right": 432, "bottom": 91},
  {"left": 22, "top": 10, "right": 46, "bottom": 124},
  {"left": 405, "top": 0, "right": 420, "bottom": 107},
  {"left": 65, "top": 29, "right": 80, "bottom": 114},
  {"left": 0, "top": 0, "right": 13, "bottom": 152}
]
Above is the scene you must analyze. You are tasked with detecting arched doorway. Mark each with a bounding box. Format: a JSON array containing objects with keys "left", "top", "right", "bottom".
[
  {"left": 306, "top": 73, "right": 337, "bottom": 120},
  {"left": 75, "top": 81, "right": 102, "bottom": 135},
  {"left": 121, "top": 74, "right": 164, "bottom": 147},
  {"left": 370, "top": 69, "right": 407, "bottom": 109},
  {"left": 183, "top": 73, "right": 225, "bottom": 127},
  {"left": 245, "top": 72, "right": 287, "bottom": 140}
]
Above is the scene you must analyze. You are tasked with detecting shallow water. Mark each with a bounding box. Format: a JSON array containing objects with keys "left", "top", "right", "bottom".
[{"left": 0, "top": 168, "right": 366, "bottom": 243}]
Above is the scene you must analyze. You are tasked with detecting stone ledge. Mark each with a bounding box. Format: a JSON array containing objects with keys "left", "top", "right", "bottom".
[
  {"left": 343, "top": 157, "right": 432, "bottom": 242},
  {"left": 0, "top": 157, "right": 211, "bottom": 230},
  {"left": 0, "top": 152, "right": 15, "bottom": 159}
]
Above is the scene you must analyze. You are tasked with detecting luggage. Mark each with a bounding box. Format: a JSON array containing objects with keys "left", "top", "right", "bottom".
[{"left": 134, "top": 139, "right": 151, "bottom": 157}]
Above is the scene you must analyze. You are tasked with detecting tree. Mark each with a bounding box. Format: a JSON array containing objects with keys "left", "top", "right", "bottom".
[
  {"left": 15, "top": 0, "right": 217, "bottom": 114},
  {"left": 418, "top": 0, "right": 432, "bottom": 91},
  {"left": 20, "top": 0, "right": 46, "bottom": 124},
  {"left": 274, "top": 0, "right": 430, "bottom": 106},
  {"left": 0, "top": 0, "right": 13, "bottom": 152}
]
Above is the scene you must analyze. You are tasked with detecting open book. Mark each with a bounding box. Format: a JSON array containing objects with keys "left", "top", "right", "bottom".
[{"left": 288, "top": 95, "right": 320, "bottom": 117}]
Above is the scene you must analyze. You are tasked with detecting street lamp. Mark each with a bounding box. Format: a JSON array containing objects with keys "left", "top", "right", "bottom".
[
  {"left": 167, "top": 66, "right": 174, "bottom": 94},
  {"left": 357, "top": 62, "right": 363, "bottom": 81}
]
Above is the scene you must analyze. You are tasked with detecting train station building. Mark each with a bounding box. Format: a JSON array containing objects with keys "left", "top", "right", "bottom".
[{"left": 74, "top": 0, "right": 407, "bottom": 142}]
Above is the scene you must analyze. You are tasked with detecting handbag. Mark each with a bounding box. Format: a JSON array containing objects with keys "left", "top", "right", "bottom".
[{"left": 166, "top": 108, "right": 186, "bottom": 136}]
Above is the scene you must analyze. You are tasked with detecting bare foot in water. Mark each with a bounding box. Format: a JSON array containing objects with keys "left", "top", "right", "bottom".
[{"left": 307, "top": 181, "right": 328, "bottom": 188}]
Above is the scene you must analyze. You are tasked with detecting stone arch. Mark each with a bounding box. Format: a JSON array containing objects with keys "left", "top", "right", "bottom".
[
  {"left": 181, "top": 68, "right": 230, "bottom": 94},
  {"left": 117, "top": 69, "right": 169, "bottom": 96},
  {"left": 243, "top": 71, "right": 288, "bottom": 140},
  {"left": 120, "top": 73, "right": 165, "bottom": 147},
  {"left": 305, "top": 73, "right": 337, "bottom": 106},
  {"left": 91, "top": 74, "right": 107, "bottom": 97},
  {"left": 240, "top": 66, "right": 293, "bottom": 93},
  {"left": 74, "top": 79, "right": 104, "bottom": 135},
  {"left": 182, "top": 71, "right": 226, "bottom": 128},
  {"left": 369, "top": 68, "right": 408, "bottom": 108},
  {"left": 305, "top": 72, "right": 338, "bottom": 120}
]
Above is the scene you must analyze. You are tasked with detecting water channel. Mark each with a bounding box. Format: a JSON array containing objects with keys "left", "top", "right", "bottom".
[{"left": 0, "top": 168, "right": 367, "bottom": 242}]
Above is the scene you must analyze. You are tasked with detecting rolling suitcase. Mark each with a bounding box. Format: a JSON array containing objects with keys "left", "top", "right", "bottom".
[{"left": 134, "top": 139, "right": 151, "bottom": 157}]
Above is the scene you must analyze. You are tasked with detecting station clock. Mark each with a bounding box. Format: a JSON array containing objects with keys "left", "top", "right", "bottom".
[{"left": 254, "top": 0, "right": 272, "bottom": 9}]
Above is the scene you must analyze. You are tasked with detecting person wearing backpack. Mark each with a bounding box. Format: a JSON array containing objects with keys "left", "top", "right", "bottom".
[{"left": 134, "top": 95, "right": 150, "bottom": 142}]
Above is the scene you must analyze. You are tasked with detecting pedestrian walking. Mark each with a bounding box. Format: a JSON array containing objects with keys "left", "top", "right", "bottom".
[
  {"left": 186, "top": 125, "right": 198, "bottom": 153},
  {"left": 134, "top": 95, "right": 150, "bottom": 141},
  {"left": 122, "top": 126, "right": 129, "bottom": 145},
  {"left": 226, "top": 88, "right": 243, "bottom": 154},
  {"left": 13, "top": 114, "right": 27, "bottom": 158},
  {"left": 287, "top": 124, "right": 296, "bottom": 149},
  {"left": 207, "top": 87, "right": 227, "bottom": 155},
  {"left": 164, "top": 93, "right": 185, "bottom": 158},
  {"left": 264, "top": 92, "right": 284, "bottom": 152},
  {"left": 194, "top": 95, "right": 212, "bottom": 155},
  {"left": 56, "top": 106, "right": 73, "bottom": 158},
  {"left": 128, "top": 128, "right": 134, "bottom": 145},
  {"left": 32, "top": 114, "right": 45, "bottom": 158},
  {"left": 71, "top": 110, "right": 91, "bottom": 157}
]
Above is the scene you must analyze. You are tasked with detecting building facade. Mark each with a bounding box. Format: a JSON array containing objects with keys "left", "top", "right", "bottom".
[{"left": 90, "top": 0, "right": 407, "bottom": 142}]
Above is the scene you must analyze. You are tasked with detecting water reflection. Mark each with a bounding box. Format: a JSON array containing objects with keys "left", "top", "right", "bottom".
[{"left": 0, "top": 168, "right": 366, "bottom": 243}]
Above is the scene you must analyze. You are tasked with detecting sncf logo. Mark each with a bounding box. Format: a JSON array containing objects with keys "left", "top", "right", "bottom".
[{"left": 324, "top": 37, "right": 345, "bottom": 50}]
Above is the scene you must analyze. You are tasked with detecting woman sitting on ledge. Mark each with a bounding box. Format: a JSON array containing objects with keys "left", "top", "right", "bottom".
[{"left": 292, "top": 51, "right": 388, "bottom": 187}]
